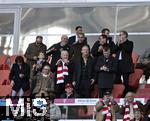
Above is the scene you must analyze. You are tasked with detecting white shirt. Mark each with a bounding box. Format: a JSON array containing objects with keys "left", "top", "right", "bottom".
[
  {"left": 75, "top": 35, "right": 78, "bottom": 42},
  {"left": 130, "top": 104, "right": 134, "bottom": 120},
  {"left": 119, "top": 51, "right": 122, "bottom": 60}
]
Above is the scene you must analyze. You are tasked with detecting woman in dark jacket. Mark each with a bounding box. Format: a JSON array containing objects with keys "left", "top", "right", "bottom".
[{"left": 9, "top": 56, "right": 30, "bottom": 97}]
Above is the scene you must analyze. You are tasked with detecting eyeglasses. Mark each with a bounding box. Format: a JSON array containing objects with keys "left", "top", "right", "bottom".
[{"left": 43, "top": 68, "right": 49, "bottom": 70}]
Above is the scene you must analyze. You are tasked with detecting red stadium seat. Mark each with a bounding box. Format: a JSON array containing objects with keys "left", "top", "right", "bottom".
[
  {"left": 78, "top": 106, "right": 94, "bottom": 118},
  {"left": 0, "top": 85, "right": 12, "bottom": 97},
  {"left": 9, "top": 55, "right": 17, "bottom": 65},
  {"left": 0, "top": 70, "right": 10, "bottom": 85},
  {"left": 112, "top": 84, "right": 125, "bottom": 98},
  {"left": 0, "top": 64, "right": 10, "bottom": 70},
  {"left": 135, "top": 93, "right": 150, "bottom": 98},
  {"left": 24, "top": 89, "right": 30, "bottom": 96},
  {"left": 132, "top": 52, "right": 140, "bottom": 67},
  {"left": 145, "top": 84, "right": 150, "bottom": 88},
  {"left": 137, "top": 88, "right": 150, "bottom": 94},
  {"left": 129, "top": 69, "right": 143, "bottom": 89},
  {"left": 0, "top": 55, "right": 8, "bottom": 65},
  {"left": 90, "top": 84, "right": 99, "bottom": 98}
]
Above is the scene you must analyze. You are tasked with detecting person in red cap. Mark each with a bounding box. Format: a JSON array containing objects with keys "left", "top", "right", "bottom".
[
  {"left": 60, "top": 83, "right": 80, "bottom": 119},
  {"left": 60, "top": 83, "right": 79, "bottom": 98}
]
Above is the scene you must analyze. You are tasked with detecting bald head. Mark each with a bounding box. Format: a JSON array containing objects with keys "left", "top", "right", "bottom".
[
  {"left": 125, "top": 92, "right": 134, "bottom": 98},
  {"left": 61, "top": 35, "right": 68, "bottom": 45}
]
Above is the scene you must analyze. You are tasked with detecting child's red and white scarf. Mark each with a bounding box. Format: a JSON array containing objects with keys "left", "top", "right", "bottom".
[
  {"left": 56, "top": 60, "right": 68, "bottom": 84},
  {"left": 123, "top": 101, "right": 138, "bottom": 121},
  {"left": 102, "top": 101, "right": 112, "bottom": 121}
]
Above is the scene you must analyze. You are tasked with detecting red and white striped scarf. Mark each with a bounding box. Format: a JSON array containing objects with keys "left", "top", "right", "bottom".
[
  {"left": 102, "top": 101, "right": 112, "bottom": 121},
  {"left": 56, "top": 60, "right": 68, "bottom": 84},
  {"left": 123, "top": 101, "right": 138, "bottom": 121}
]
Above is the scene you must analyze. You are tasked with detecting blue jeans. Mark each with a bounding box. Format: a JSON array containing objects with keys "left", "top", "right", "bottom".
[{"left": 11, "top": 88, "right": 24, "bottom": 97}]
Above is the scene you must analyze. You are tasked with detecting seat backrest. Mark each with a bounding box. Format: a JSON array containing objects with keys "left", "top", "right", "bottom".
[
  {"left": 0, "top": 55, "right": 8, "bottom": 65},
  {"left": 10, "top": 55, "right": 17, "bottom": 65},
  {"left": 0, "top": 70, "right": 10, "bottom": 85},
  {"left": 132, "top": 52, "right": 140, "bottom": 67},
  {"left": 0, "top": 85, "right": 12, "bottom": 97},
  {"left": 87, "top": 106, "right": 94, "bottom": 116},
  {"left": 0, "top": 64, "right": 10, "bottom": 70},
  {"left": 78, "top": 106, "right": 94, "bottom": 118},
  {"left": 90, "top": 84, "right": 99, "bottom": 98},
  {"left": 112, "top": 84, "right": 125, "bottom": 98},
  {"left": 129, "top": 69, "right": 143, "bottom": 89}
]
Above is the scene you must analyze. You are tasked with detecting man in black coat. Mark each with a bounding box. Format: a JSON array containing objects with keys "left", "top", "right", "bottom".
[
  {"left": 91, "top": 34, "right": 116, "bottom": 59},
  {"left": 101, "top": 28, "right": 117, "bottom": 55},
  {"left": 95, "top": 45, "right": 117, "bottom": 97},
  {"left": 71, "top": 33, "right": 87, "bottom": 59},
  {"left": 116, "top": 31, "right": 134, "bottom": 94},
  {"left": 46, "top": 35, "right": 71, "bottom": 71},
  {"left": 68, "top": 26, "right": 87, "bottom": 45},
  {"left": 73, "top": 45, "right": 95, "bottom": 98}
]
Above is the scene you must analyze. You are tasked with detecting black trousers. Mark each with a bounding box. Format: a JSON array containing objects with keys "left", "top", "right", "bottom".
[
  {"left": 115, "top": 73, "right": 130, "bottom": 95},
  {"left": 55, "top": 83, "right": 65, "bottom": 98},
  {"left": 136, "top": 62, "right": 150, "bottom": 81}
]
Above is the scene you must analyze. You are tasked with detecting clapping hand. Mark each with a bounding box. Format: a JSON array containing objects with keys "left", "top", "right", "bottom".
[
  {"left": 98, "top": 45, "right": 103, "bottom": 52},
  {"left": 19, "top": 74, "right": 25, "bottom": 78},
  {"left": 100, "top": 65, "right": 109, "bottom": 71},
  {"left": 56, "top": 59, "right": 62, "bottom": 65}
]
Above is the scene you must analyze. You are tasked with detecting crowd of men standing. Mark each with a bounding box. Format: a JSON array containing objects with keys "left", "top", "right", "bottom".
[{"left": 9, "top": 26, "right": 135, "bottom": 98}]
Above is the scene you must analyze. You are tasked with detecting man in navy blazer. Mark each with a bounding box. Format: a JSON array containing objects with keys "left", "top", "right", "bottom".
[{"left": 68, "top": 26, "right": 87, "bottom": 45}]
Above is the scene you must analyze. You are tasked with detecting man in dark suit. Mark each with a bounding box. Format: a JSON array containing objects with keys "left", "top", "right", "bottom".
[
  {"left": 91, "top": 35, "right": 108, "bottom": 58},
  {"left": 101, "top": 28, "right": 117, "bottom": 55},
  {"left": 95, "top": 45, "right": 117, "bottom": 97},
  {"left": 73, "top": 45, "right": 95, "bottom": 98},
  {"left": 68, "top": 26, "right": 87, "bottom": 45},
  {"left": 116, "top": 31, "right": 134, "bottom": 94},
  {"left": 71, "top": 33, "right": 87, "bottom": 59}
]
